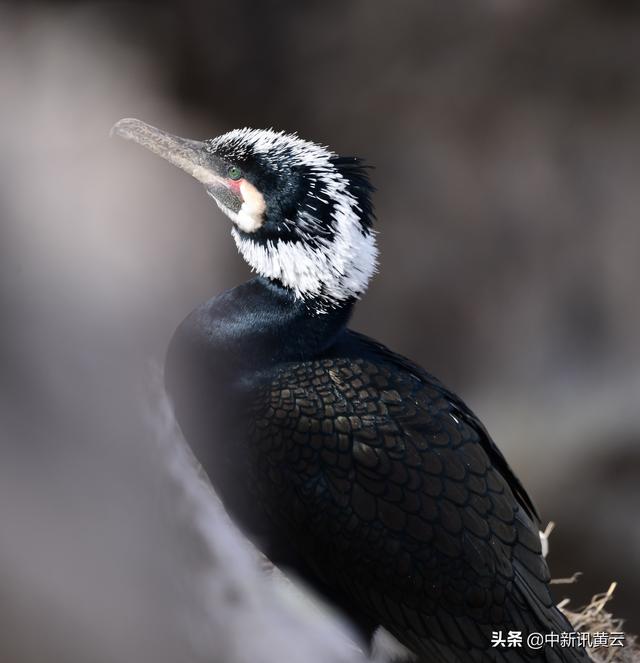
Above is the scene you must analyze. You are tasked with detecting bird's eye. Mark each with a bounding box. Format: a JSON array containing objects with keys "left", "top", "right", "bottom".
[{"left": 227, "top": 165, "right": 242, "bottom": 180}]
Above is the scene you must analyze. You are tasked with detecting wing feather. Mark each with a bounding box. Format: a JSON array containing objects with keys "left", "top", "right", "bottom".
[{"left": 247, "top": 349, "right": 590, "bottom": 662}]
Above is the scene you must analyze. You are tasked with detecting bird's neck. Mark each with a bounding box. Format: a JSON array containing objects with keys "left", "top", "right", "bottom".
[{"left": 173, "top": 276, "right": 355, "bottom": 372}]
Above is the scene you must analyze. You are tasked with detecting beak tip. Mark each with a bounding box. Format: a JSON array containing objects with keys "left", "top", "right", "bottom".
[{"left": 110, "top": 117, "right": 143, "bottom": 140}]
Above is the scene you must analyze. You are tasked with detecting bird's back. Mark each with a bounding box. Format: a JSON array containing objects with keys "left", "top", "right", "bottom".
[{"left": 240, "top": 330, "right": 591, "bottom": 662}]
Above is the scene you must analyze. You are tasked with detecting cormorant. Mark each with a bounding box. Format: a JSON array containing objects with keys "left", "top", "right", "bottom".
[{"left": 112, "top": 118, "right": 592, "bottom": 663}]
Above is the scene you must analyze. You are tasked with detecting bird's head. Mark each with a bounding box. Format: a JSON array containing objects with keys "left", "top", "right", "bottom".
[{"left": 112, "top": 119, "right": 377, "bottom": 311}]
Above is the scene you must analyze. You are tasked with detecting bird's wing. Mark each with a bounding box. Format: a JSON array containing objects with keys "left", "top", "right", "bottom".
[
  {"left": 247, "top": 352, "right": 589, "bottom": 663},
  {"left": 345, "top": 330, "right": 541, "bottom": 524}
]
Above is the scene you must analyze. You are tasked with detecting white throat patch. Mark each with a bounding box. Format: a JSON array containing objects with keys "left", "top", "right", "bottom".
[
  {"left": 209, "top": 179, "right": 266, "bottom": 234},
  {"left": 231, "top": 221, "right": 378, "bottom": 311}
]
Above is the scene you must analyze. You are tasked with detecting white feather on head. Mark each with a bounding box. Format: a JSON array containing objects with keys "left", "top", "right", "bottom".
[{"left": 209, "top": 128, "right": 378, "bottom": 311}]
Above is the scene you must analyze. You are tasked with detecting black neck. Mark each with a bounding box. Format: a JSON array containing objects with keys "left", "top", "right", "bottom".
[{"left": 178, "top": 276, "right": 355, "bottom": 371}]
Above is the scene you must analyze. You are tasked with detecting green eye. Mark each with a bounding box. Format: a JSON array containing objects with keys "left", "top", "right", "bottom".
[{"left": 227, "top": 165, "right": 242, "bottom": 180}]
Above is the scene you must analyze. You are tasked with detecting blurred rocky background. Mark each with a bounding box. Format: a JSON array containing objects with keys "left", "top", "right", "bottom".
[{"left": 0, "top": 0, "right": 638, "bottom": 659}]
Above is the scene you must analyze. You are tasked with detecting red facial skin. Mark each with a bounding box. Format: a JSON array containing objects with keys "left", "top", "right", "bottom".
[{"left": 226, "top": 178, "right": 244, "bottom": 196}]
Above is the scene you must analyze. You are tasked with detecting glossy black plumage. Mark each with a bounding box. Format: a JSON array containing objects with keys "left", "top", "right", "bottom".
[{"left": 166, "top": 277, "right": 591, "bottom": 663}]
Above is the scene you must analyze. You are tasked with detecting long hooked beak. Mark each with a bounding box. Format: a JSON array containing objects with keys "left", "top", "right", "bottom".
[{"left": 110, "top": 118, "right": 226, "bottom": 188}]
